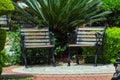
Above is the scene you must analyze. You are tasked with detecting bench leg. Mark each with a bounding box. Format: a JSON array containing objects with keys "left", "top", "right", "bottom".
[
  {"left": 22, "top": 48, "right": 28, "bottom": 68},
  {"left": 101, "top": 45, "right": 105, "bottom": 64},
  {"left": 76, "top": 47, "right": 83, "bottom": 64},
  {"left": 76, "top": 48, "right": 79, "bottom": 64},
  {"left": 94, "top": 46, "right": 98, "bottom": 66},
  {"left": 51, "top": 47, "right": 55, "bottom": 66},
  {"left": 68, "top": 47, "right": 71, "bottom": 66}
]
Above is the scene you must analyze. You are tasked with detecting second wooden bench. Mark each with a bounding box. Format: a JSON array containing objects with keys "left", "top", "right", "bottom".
[{"left": 67, "top": 26, "right": 106, "bottom": 66}]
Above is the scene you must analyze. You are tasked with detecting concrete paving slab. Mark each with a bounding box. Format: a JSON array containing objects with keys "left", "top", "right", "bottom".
[{"left": 12, "top": 63, "right": 115, "bottom": 75}]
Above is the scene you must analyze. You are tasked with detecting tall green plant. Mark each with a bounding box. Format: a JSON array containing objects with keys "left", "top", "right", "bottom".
[
  {"left": 13, "top": 0, "right": 110, "bottom": 31},
  {"left": 101, "top": 0, "right": 120, "bottom": 26},
  {"left": 12, "top": 0, "right": 111, "bottom": 57},
  {"left": 0, "top": 29, "right": 6, "bottom": 75}
]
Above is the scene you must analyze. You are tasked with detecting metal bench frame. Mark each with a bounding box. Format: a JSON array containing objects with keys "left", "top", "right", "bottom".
[
  {"left": 20, "top": 27, "right": 55, "bottom": 68},
  {"left": 67, "top": 26, "right": 107, "bottom": 66}
]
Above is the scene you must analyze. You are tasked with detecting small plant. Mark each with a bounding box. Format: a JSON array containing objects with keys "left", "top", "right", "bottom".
[
  {"left": 1, "top": 78, "right": 32, "bottom": 80},
  {"left": 6, "top": 31, "right": 21, "bottom": 65}
]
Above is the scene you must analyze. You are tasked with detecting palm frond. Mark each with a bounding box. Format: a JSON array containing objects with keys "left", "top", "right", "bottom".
[{"left": 13, "top": 0, "right": 110, "bottom": 30}]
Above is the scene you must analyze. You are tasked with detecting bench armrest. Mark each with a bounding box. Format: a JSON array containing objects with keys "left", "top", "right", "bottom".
[
  {"left": 95, "top": 32, "right": 104, "bottom": 45},
  {"left": 49, "top": 32, "right": 55, "bottom": 45},
  {"left": 67, "top": 31, "right": 77, "bottom": 44}
]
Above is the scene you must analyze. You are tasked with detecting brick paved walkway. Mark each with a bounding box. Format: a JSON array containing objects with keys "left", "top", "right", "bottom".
[
  {"left": 33, "top": 74, "right": 112, "bottom": 80},
  {"left": 1, "top": 65, "right": 113, "bottom": 80}
]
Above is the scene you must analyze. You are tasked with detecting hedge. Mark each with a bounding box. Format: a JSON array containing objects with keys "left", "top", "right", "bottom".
[
  {"left": 0, "top": 29, "right": 6, "bottom": 75},
  {"left": 104, "top": 27, "right": 120, "bottom": 63},
  {"left": 82, "top": 27, "right": 120, "bottom": 64},
  {"left": 0, "top": 0, "right": 14, "bottom": 16}
]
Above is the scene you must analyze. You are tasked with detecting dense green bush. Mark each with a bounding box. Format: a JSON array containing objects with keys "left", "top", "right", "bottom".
[
  {"left": 101, "top": 0, "right": 120, "bottom": 26},
  {"left": 0, "top": 49, "right": 7, "bottom": 74},
  {"left": 0, "top": 29, "right": 7, "bottom": 75},
  {"left": 82, "top": 27, "right": 120, "bottom": 64},
  {"left": 6, "top": 31, "right": 21, "bottom": 65},
  {"left": 0, "top": 0, "right": 14, "bottom": 16},
  {"left": 0, "top": 29, "right": 6, "bottom": 51},
  {"left": 104, "top": 27, "right": 120, "bottom": 63}
]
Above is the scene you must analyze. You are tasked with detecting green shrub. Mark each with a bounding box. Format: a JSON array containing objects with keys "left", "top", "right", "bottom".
[
  {"left": 104, "top": 27, "right": 120, "bottom": 63},
  {"left": 0, "top": 49, "right": 7, "bottom": 74},
  {"left": 0, "top": 65, "right": 1, "bottom": 75},
  {"left": 0, "top": 29, "right": 6, "bottom": 75},
  {"left": 6, "top": 31, "right": 21, "bottom": 65},
  {"left": 81, "top": 27, "right": 120, "bottom": 64},
  {"left": 0, "top": 49, "right": 7, "bottom": 66},
  {"left": 0, "top": 29, "right": 6, "bottom": 51},
  {"left": 101, "top": 0, "right": 120, "bottom": 26},
  {"left": 0, "top": 0, "right": 14, "bottom": 16},
  {"left": 0, "top": 49, "right": 7, "bottom": 75}
]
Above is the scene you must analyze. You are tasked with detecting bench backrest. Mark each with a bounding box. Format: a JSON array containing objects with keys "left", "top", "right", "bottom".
[
  {"left": 76, "top": 26, "right": 106, "bottom": 46},
  {"left": 0, "top": 15, "right": 10, "bottom": 30},
  {"left": 20, "top": 28, "right": 53, "bottom": 48}
]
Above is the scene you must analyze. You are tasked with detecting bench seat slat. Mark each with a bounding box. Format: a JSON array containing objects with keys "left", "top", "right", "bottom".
[
  {"left": 77, "top": 32, "right": 103, "bottom": 35},
  {"left": 77, "top": 35, "right": 96, "bottom": 38},
  {"left": 21, "top": 28, "right": 49, "bottom": 32},
  {"left": 22, "top": 33, "right": 49, "bottom": 36},
  {"left": 77, "top": 38, "right": 102, "bottom": 42},
  {"left": 25, "top": 45, "right": 54, "bottom": 48},
  {"left": 78, "top": 27, "right": 105, "bottom": 30},
  {"left": 0, "top": 21, "right": 7, "bottom": 24},
  {"left": 25, "top": 36, "right": 49, "bottom": 39},
  {"left": 25, "top": 39, "right": 50, "bottom": 43}
]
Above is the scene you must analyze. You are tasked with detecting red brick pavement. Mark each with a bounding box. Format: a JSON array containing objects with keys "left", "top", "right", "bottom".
[{"left": 1, "top": 66, "right": 113, "bottom": 80}]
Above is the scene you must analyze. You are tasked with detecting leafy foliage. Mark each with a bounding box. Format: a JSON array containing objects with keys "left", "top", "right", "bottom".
[
  {"left": 0, "top": 49, "right": 7, "bottom": 74},
  {"left": 13, "top": 0, "right": 110, "bottom": 32},
  {"left": 6, "top": 31, "right": 52, "bottom": 65},
  {"left": 6, "top": 31, "right": 21, "bottom": 65},
  {"left": 0, "top": 0, "right": 14, "bottom": 16},
  {"left": 104, "top": 27, "right": 120, "bottom": 63},
  {"left": 81, "top": 27, "right": 120, "bottom": 64},
  {"left": 0, "top": 29, "right": 7, "bottom": 74},
  {"left": 101, "top": 0, "right": 120, "bottom": 26},
  {"left": 0, "top": 29, "right": 6, "bottom": 51},
  {"left": 12, "top": 0, "right": 111, "bottom": 56}
]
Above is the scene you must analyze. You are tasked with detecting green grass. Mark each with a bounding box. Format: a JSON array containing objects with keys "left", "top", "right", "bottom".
[{"left": 1, "top": 78, "right": 32, "bottom": 80}]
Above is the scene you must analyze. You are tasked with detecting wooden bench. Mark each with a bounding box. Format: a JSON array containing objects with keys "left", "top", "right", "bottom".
[
  {"left": 20, "top": 27, "right": 55, "bottom": 68},
  {"left": 0, "top": 15, "right": 10, "bottom": 30},
  {"left": 67, "top": 26, "right": 106, "bottom": 66}
]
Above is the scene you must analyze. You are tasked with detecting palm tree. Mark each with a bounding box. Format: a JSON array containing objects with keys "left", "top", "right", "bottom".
[{"left": 12, "top": 0, "right": 110, "bottom": 53}]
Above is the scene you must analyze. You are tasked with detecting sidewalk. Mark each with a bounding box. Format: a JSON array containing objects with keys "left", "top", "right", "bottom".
[{"left": 1, "top": 63, "right": 114, "bottom": 80}]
